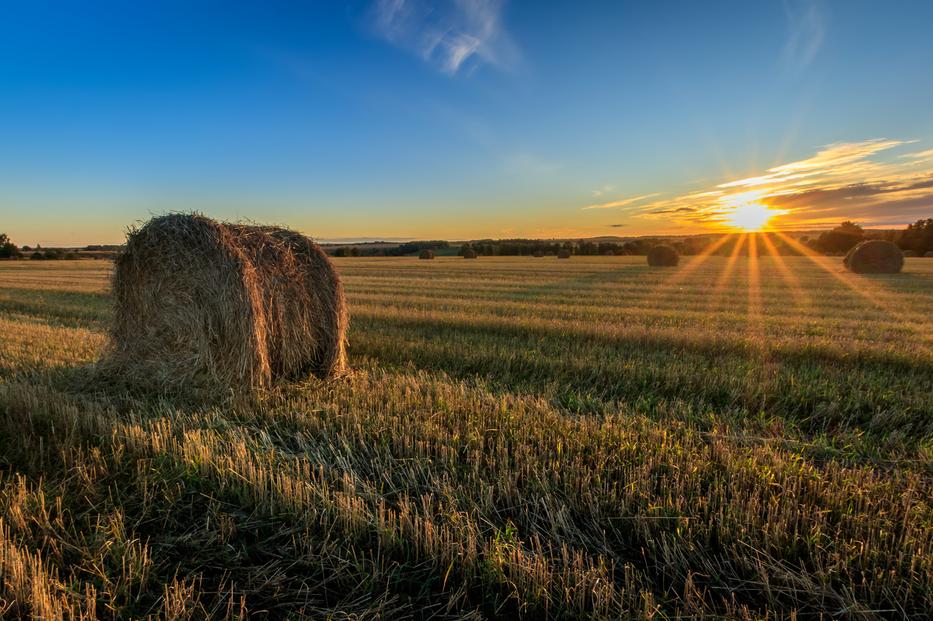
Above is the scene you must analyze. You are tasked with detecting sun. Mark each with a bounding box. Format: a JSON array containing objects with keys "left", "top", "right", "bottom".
[{"left": 724, "top": 201, "right": 785, "bottom": 231}]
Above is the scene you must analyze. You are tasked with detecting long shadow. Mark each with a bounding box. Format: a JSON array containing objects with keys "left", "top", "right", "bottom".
[
  {"left": 512, "top": 263, "right": 648, "bottom": 302},
  {"left": 350, "top": 315, "right": 933, "bottom": 440}
]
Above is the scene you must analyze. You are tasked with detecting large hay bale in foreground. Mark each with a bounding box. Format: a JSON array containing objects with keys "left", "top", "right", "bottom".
[
  {"left": 647, "top": 244, "right": 679, "bottom": 267},
  {"left": 844, "top": 240, "right": 904, "bottom": 274},
  {"left": 462, "top": 248, "right": 478, "bottom": 259},
  {"left": 557, "top": 249, "right": 572, "bottom": 259},
  {"left": 419, "top": 249, "right": 435, "bottom": 260},
  {"left": 100, "top": 214, "right": 348, "bottom": 394}
]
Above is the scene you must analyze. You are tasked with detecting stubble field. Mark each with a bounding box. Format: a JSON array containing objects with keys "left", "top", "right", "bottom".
[{"left": 0, "top": 254, "right": 931, "bottom": 619}]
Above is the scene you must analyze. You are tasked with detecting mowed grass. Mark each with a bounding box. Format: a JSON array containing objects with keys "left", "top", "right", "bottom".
[{"left": 0, "top": 255, "right": 931, "bottom": 619}]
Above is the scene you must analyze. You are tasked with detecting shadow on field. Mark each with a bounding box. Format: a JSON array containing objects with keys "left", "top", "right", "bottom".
[
  {"left": 350, "top": 314, "right": 933, "bottom": 441},
  {"left": 514, "top": 265, "right": 646, "bottom": 301}
]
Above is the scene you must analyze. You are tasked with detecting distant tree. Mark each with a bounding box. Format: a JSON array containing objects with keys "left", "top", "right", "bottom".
[
  {"left": 30, "top": 251, "right": 43, "bottom": 260},
  {"left": 0, "top": 233, "right": 22, "bottom": 258},
  {"left": 813, "top": 221, "right": 865, "bottom": 254},
  {"left": 350, "top": 247, "right": 361, "bottom": 257},
  {"left": 333, "top": 247, "right": 351, "bottom": 257},
  {"left": 897, "top": 218, "right": 933, "bottom": 255}
]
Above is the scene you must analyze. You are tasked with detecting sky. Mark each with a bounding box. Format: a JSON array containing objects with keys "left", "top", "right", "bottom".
[{"left": 2, "top": 0, "right": 933, "bottom": 246}]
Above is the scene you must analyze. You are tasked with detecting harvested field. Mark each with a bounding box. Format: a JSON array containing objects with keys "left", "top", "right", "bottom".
[{"left": 1, "top": 255, "right": 932, "bottom": 618}]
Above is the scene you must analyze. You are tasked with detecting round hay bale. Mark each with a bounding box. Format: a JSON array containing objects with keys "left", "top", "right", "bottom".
[
  {"left": 419, "top": 249, "right": 435, "bottom": 260},
  {"left": 532, "top": 250, "right": 545, "bottom": 258},
  {"left": 463, "top": 248, "right": 478, "bottom": 259},
  {"left": 647, "top": 244, "right": 679, "bottom": 267},
  {"left": 902, "top": 249, "right": 916, "bottom": 257},
  {"left": 925, "top": 251, "right": 933, "bottom": 258},
  {"left": 843, "top": 240, "right": 903, "bottom": 274},
  {"left": 100, "top": 213, "right": 348, "bottom": 394},
  {"left": 557, "top": 249, "right": 572, "bottom": 259}
]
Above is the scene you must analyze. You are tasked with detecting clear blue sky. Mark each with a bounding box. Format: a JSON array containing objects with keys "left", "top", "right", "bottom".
[{"left": 3, "top": 0, "right": 933, "bottom": 245}]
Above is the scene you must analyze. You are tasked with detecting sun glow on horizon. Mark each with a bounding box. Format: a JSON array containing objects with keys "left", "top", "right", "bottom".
[{"left": 723, "top": 200, "right": 787, "bottom": 231}]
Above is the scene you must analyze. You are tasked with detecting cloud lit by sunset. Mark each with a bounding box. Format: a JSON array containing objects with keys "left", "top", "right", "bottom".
[{"left": 612, "top": 140, "right": 933, "bottom": 232}]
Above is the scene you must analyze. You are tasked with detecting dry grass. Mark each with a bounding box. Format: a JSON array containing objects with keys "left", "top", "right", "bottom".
[
  {"left": 99, "top": 214, "right": 347, "bottom": 396},
  {"left": 0, "top": 254, "right": 931, "bottom": 619},
  {"left": 844, "top": 240, "right": 904, "bottom": 274},
  {"left": 647, "top": 245, "right": 680, "bottom": 267}
]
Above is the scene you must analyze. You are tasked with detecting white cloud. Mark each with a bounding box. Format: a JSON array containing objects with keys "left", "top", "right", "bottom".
[
  {"left": 371, "top": 0, "right": 518, "bottom": 75},
  {"left": 782, "top": 0, "right": 825, "bottom": 70}
]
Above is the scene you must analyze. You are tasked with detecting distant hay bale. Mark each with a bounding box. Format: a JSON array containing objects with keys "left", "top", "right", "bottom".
[
  {"left": 647, "top": 244, "right": 679, "bottom": 267},
  {"left": 419, "top": 249, "right": 435, "bottom": 260},
  {"left": 463, "top": 248, "right": 478, "bottom": 259},
  {"left": 99, "top": 213, "right": 348, "bottom": 395},
  {"left": 532, "top": 250, "right": 545, "bottom": 257},
  {"left": 843, "top": 240, "right": 904, "bottom": 274},
  {"left": 557, "top": 249, "right": 572, "bottom": 259},
  {"left": 902, "top": 249, "right": 916, "bottom": 257}
]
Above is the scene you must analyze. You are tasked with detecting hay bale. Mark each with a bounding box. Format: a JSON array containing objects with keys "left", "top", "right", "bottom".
[
  {"left": 100, "top": 213, "right": 348, "bottom": 394},
  {"left": 557, "top": 249, "right": 572, "bottom": 259},
  {"left": 419, "top": 249, "right": 435, "bottom": 260},
  {"left": 902, "top": 249, "right": 916, "bottom": 257},
  {"left": 463, "top": 248, "right": 478, "bottom": 259},
  {"left": 532, "top": 250, "right": 544, "bottom": 258},
  {"left": 843, "top": 240, "right": 904, "bottom": 274},
  {"left": 647, "top": 244, "right": 679, "bottom": 267}
]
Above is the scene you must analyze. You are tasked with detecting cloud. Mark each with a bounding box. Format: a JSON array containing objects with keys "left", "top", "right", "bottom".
[
  {"left": 370, "top": 0, "right": 518, "bottom": 75},
  {"left": 623, "top": 139, "right": 933, "bottom": 230},
  {"left": 649, "top": 206, "right": 697, "bottom": 215},
  {"left": 782, "top": 0, "right": 825, "bottom": 69},
  {"left": 582, "top": 193, "right": 660, "bottom": 210}
]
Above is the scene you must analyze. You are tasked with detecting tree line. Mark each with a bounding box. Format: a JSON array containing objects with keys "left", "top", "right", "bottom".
[{"left": 3, "top": 218, "right": 932, "bottom": 260}]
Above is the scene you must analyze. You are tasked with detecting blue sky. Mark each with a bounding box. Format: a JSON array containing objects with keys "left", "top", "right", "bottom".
[{"left": 2, "top": 0, "right": 933, "bottom": 245}]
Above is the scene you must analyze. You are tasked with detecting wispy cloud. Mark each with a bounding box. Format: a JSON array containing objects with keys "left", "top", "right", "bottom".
[
  {"left": 581, "top": 193, "right": 660, "bottom": 210},
  {"left": 782, "top": 0, "right": 825, "bottom": 70},
  {"left": 623, "top": 139, "right": 933, "bottom": 230},
  {"left": 370, "top": 0, "right": 518, "bottom": 75}
]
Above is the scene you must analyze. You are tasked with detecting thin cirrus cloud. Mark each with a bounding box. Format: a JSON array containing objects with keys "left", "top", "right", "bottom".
[
  {"left": 625, "top": 139, "right": 933, "bottom": 229},
  {"left": 781, "top": 0, "right": 825, "bottom": 69},
  {"left": 370, "top": 0, "right": 518, "bottom": 75},
  {"left": 581, "top": 193, "right": 660, "bottom": 210}
]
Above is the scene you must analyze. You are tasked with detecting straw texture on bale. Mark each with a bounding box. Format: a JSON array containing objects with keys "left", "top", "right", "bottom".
[
  {"left": 418, "top": 249, "right": 435, "bottom": 260},
  {"left": 843, "top": 240, "right": 904, "bottom": 274},
  {"left": 557, "top": 249, "right": 572, "bottom": 259},
  {"left": 100, "top": 213, "right": 348, "bottom": 394},
  {"left": 463, "top": 248, "right": 478, "bottom": 259},
  {"left": 647, "top": 244, "right": 679, "bottom": 267}
]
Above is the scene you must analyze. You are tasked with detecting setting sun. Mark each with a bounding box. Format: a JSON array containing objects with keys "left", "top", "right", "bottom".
[{"left": 724, "top": 201, "right": 785, "bottom": 231}]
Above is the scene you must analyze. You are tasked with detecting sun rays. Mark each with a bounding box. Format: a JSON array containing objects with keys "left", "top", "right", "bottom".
[{"left": 647, "top": 229, "right": 930, "bottom": 359}]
